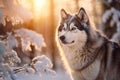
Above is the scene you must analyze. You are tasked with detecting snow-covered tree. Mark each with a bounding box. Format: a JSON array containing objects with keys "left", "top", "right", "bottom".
[
  {"left": 100, "top": 0, "right": 120, "bottom": 44},
  {"left": 0, "top": 41, "right": 17, "bottom": 80},
  {"left": 0, "top": 0, "right": 75, "bottom": 80}
]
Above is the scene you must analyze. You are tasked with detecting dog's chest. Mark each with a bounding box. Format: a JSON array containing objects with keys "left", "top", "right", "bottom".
[
  {"left": 70, "top": 59, "right": 101, "bottom": 80},
  {"left": 63, "top": 47, "right": 101, "bottom": 80},
  {"left": 80, "top": 59, "right": 100, "bottom": 80}
]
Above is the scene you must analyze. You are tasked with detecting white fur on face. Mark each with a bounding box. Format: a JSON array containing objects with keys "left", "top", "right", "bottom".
[{"left": 58, "top": 22, "right": 87, "bottom": 47}]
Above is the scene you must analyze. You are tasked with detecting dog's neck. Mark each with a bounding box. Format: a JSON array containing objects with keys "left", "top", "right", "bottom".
[
  {"left": 62, "top": 33, "right": 106, "bottom": 71},
  {"left": 62, "top": 36, "right": 106, "bottom": 80}
]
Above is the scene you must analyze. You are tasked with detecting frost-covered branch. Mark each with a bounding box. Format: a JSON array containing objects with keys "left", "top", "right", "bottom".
[
  {"left": 15, "top": 28, "right": 46, "bottom": 51},
  {"left": 4, "top": 50, "right": 21, "bottom": 66},
  {"left": 31, "top": 55, "right": 54, "bottom": 73},
  {"left": 0, "top": 41, "right": 17, "bottom": 80},
  {"left": 100, "top": 0, "right": 120, "bottom": 43},
  {"left": 12, "top": 55, "right": 57, "bottom": 80},
  {"left": 102, "top": 8, "right": 120, "bottom": 28}
]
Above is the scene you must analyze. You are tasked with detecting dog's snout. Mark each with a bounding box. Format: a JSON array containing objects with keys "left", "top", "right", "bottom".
[{"left": 60, "top": 36, "right": 65, "bottom": 41}]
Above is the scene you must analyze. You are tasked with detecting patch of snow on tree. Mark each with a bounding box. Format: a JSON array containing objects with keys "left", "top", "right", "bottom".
[
  {"left": 21, "top": 39, "right": 31, "bottom": 51},
  {"left": 0, "top": 41, "right": 17, "bottom": 80},
  {"left": 111, "top": 32, "right": 120, "bottom": 44},
  {"left": 32, "top": 55, "right": 54, "bottom": 73},
  {"left": 102, "top": 8, "right": 120, "bottom": 28},
  {"left": 0, "top": 41, "right": 6, "bottom": 62},
  {"left": 5, "top": 50, "right": 21, "bottom": 66},
  {"left": 15, "top": 28, "right": 46, "bottom": 50},
  {"left": 7, "top": 33, "right": 18, "bottom": 50}
]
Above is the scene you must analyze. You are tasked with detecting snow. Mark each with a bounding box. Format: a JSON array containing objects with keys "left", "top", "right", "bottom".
[
  {"left": 102, "top": 8, "right": 120, "bottom": 30},
  {"left": 32, "top": 55, "right": 53, "bottom": 69},
  {"left": 0, "top": 41, "right": 6, "bottom": 62},
  {"left": 21, "top": 39, "right": 30, "bottom": 51},
  {"left": 12, "top": 55, "right": 72, "bottom": 80},
  {"left": 0, "top": 40, "right": 72, "bottom": 80},
  {"left": 7, "top": 33, "right": 18, "bottom": 50},
  {"left": 5, "top": 50, "right": 21, "bottom": 66},
  {"left": 15, "top": 69, "right": 72, "bottom": 80},
  {"left": 15, "top": 28, "right": 46, "bottom": 50},
  {"left": 0, "top": 0, "right": 73, "bottom": 79},
  {"left": 111, "top": 32, "right": 120, "bottom": 43},
  {"left": 32, "top": 55, "right": 53, "bottom": 72},
  {"left": 102, "top": 3, "right": 120, "bottom": 44},
  {"left": 0, "top": 47, "right": 72, "bottom": 80},
  {"left": 0, "top": 42, "right": 17, "bottom": 80}
]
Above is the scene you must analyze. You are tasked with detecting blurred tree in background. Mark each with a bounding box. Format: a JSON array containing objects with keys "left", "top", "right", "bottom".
[{"left": 100, "top": 0, "right": 120, "bottom": 39}]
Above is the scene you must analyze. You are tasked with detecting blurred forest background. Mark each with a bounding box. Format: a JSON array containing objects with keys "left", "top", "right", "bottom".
[{"left": 0, "top": 0, "right": 120, "bottom": 70}]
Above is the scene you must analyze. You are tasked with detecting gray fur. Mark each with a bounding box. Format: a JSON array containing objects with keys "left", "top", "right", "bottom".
[{"left": 57, "top": 7, "right": 120, "bottom": 80}]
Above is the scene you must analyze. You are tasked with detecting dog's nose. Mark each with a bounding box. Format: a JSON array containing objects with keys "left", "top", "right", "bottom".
[{"left": 60, "top": 36, "right": 65, "bottom": 41}]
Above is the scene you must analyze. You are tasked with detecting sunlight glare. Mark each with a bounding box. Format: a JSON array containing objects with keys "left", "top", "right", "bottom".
[{"left": 34, "top": 0, "right": 46, "bottom": 12}]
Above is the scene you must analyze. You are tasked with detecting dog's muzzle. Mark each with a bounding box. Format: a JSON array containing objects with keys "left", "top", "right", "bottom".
[
  {"left": 60, "top": 36, "right": 65, "bottom": 41},
  {"left": 59, "top": 36, "right": 74, "bottom": 44}
]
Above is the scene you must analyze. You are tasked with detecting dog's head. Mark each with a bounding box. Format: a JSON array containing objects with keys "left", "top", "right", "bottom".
[{"left": 58, "top": 8, "right": 91, "bottom": 47}]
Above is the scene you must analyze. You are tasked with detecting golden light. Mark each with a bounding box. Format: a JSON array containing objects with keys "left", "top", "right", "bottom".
[
  {"left": 34, "top": 0, "right": 46, "bottom": 11},
  {"left": 33, "top": 0, "right": 49, "bottom": 18}
]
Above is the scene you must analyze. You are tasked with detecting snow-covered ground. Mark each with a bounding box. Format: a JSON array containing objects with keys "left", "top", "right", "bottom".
[
  {"left": 15, "top": 68, "right": 72, "bottom": 80},
  {"left": 14, "top": 55, "right": 72, "bottom": 80},
  {"left": 0, "top": 55, "right": 72, "bottom": 80}
]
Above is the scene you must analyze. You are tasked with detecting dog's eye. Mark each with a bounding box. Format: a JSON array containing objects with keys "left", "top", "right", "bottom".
[
  {"left": 71, "top": 27, "right": 76, "bottom": 31},
  {"left": 63, "top": 27, "right": 66, "bottom": 31},
  {"left": 58, "top": 24, "right": 64, "bottom": 31}
]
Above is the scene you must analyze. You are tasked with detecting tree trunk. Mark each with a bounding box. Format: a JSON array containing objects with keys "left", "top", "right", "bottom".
[
  {"left": 44, "top": 0, "right": 55, "bottom": 68},
  {"left": 74, "top": 0, "right": 79, "bottom": 11}
]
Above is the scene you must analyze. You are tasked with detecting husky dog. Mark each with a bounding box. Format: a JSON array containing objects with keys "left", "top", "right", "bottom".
[{"left": 56, "top": 7, "right": 120, "bottom": 80}]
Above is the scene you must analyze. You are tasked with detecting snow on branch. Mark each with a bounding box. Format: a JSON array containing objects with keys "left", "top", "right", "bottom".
[
  {"left": 15, "top": 28, "right": 46, "bottom": 50},
  {"left": 5, "top": 50, "right": 21, "bottom": 66},
  {"left": 14, "top": 55, "right": 56, "bottom": 80},
  {"left": 31, "top": 55, "right": 56, "bottom": 79},
  {"left": 102, "top": 8, "right": 120, "bottom": 27},
  {"left": 31, "top": 55, "right": 53, "bottom": 71},
  {"left": 0, "top": 42, "right": 56, "bottom": 80},
  {"left": 0, "top": 41, "right": 17, "bottom": 80},
  {"left": 0, "top": 41, "right": 6, "bottom": 62}
]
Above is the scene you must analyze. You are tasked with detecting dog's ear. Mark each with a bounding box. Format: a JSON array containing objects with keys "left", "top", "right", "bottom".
[
  {"left": 61, "top": 9, "right": 68, "bottom": 20},
  {"left": 77, "top": 8, "right": 89, "bottom": 24}
]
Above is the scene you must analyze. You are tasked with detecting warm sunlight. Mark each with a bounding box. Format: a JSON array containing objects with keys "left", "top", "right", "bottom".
[
  {"left": 34, "top": 0, "right": 46, "bottom": 11},
  {"left": 33, "top": 0, "right": 49, "bottom": 18}
]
